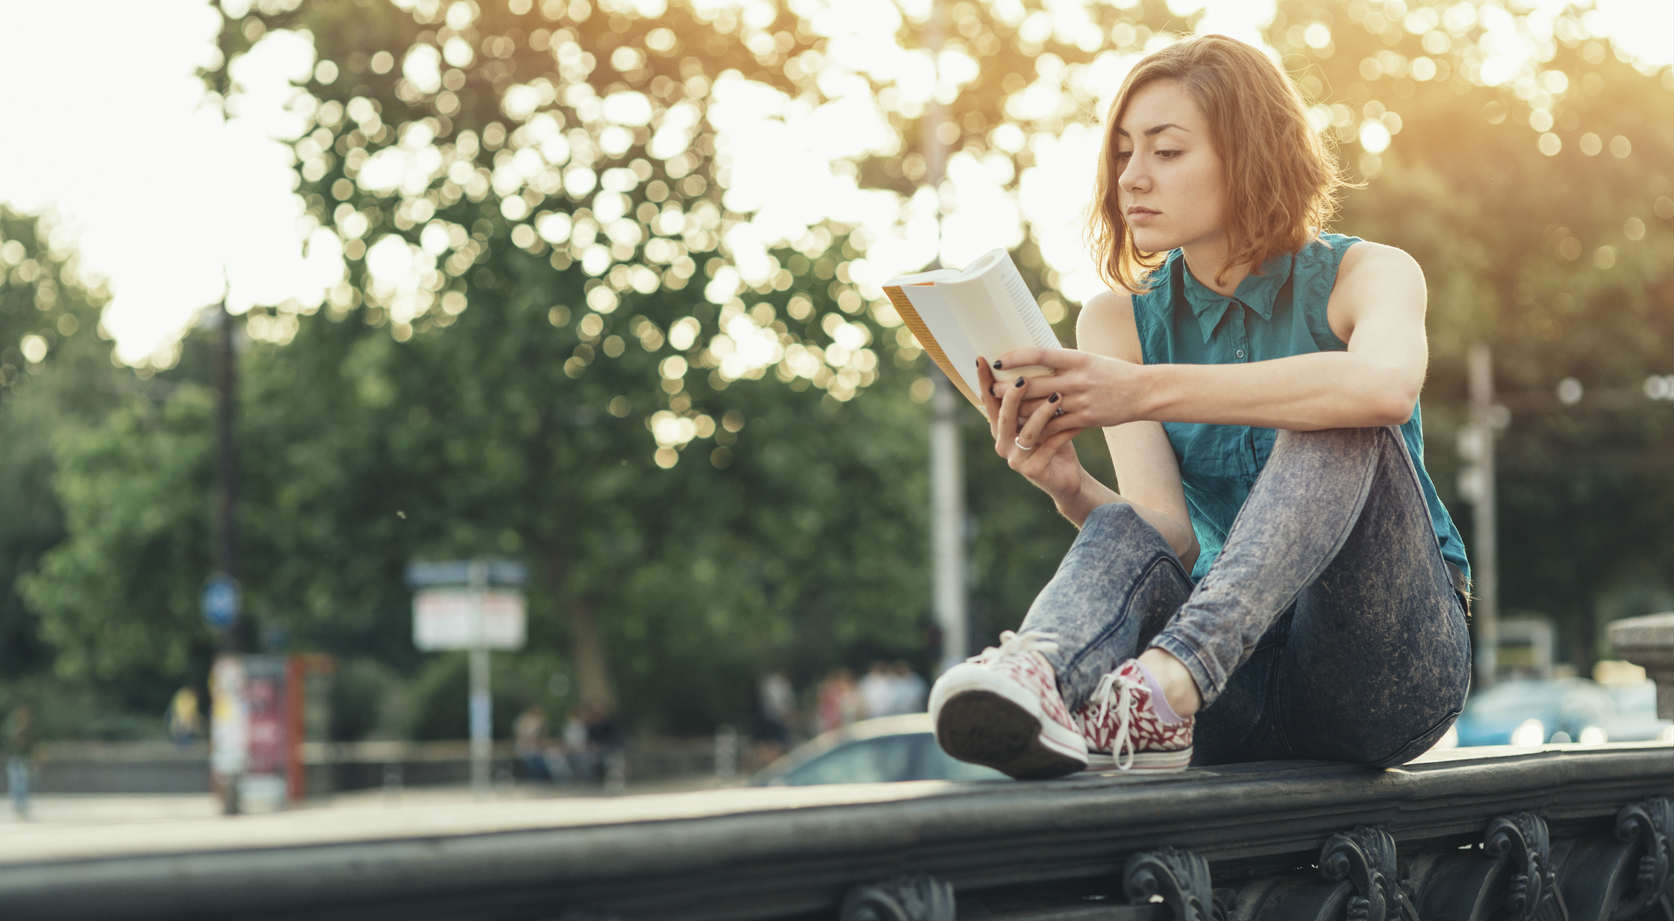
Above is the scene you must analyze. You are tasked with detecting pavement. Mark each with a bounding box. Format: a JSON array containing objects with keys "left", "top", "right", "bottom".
[{"left": 0, "top": 776, "right": 763, "bottom": 863}]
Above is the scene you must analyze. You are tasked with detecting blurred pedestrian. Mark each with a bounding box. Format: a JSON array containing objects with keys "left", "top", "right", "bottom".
[
  {"left": 814, "top": 669, "right": 860, "bottom": 734},
  {"left": 583, "top": 700, "right": 625, "bottom": 789},
  {"left": 513, "top": 704, "right": 551, "bottom": 782},
  {"left": 562, "top": 707, "right": 590, "bottom": 780},
  {"left": 858, "top": 662, "right": 895, "bottom": 719},
  {"left": 888, "top": 661, "right": 929, "bottom": 714},
  {"left": 166, "top": 686, "right": 202, "bottom": 747},
  {"left": 747, "top": 671, "right": 794, "bottom": 769},
  {"left": 6, "top": 705, "right": 35, "bottom": 819}
]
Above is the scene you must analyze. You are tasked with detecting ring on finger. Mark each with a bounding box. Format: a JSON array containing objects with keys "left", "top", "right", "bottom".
[{"left": 1013, "top": 436, "right": 1036, "bottom": 452}]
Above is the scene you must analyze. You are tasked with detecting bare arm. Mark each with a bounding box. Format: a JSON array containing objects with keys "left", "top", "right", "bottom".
[
  {"left": 1061, "top": 289, "right": 1199, "bottom": 568},
  {"left": 999, "top": 242, "right": 1431, "bottom": 436}
]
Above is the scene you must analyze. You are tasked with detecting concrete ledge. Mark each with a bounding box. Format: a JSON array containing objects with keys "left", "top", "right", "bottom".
[
  {"left": 1611, "top": 611, "right": 1674, "bottom": 719},
  {"left": 1, "top": 743, "right": 1669, "bottom": 920}
]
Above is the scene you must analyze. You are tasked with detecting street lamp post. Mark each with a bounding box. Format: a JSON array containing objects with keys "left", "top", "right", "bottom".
[{"left": 924, "top": 0, "right": 968, "bottom": 674}]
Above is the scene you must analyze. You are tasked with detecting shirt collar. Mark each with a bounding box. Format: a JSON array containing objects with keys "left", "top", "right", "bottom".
[{"left": 1175, "top": 248, "right": 1296, "bottom": 343}]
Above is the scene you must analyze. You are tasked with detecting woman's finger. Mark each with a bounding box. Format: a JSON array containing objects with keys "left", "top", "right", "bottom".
[
  {"left": 1015, "top": 394, "right": 1055, "bottom": 452},
  {"left": 992, "top": 347, "right": 1082, "bottom": 375},
  {"left": 1030, "top": 427, "right": 1079, "bottom": 460},
  {"left": 975, "top": 357, "right": 1001, "bottom": 438},
  {"left": 1036, "top": 402, "right": 1081, "bottom": 442},
  {"left": 996, "top": 374, "right": 1026, "bottom": 455}
]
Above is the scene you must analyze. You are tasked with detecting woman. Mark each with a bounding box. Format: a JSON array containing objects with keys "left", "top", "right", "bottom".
[{"left": 928, "top": 34, "right": 1471, "bottom": 778}]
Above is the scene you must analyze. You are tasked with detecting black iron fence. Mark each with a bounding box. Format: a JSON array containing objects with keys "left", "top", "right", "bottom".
[{"left": 1, "top": 743, "right": 1669, "bottom": 920}]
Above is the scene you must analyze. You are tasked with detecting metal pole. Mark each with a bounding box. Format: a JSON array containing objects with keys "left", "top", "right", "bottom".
[
  {"left": 212, "top": 2, "right": 243, "bottom": 817},
  {"left": 924, "top": 0, "right": 967, "bottom": 673},
  {"left": 468, "top": 561, "right": 492, "bottom": 793},
  {"left": 1468, "top": 343, "right": 1498, "bottom": 689},
  {"left": 931, "top": 379, "right": 967, "bottom": 672}
]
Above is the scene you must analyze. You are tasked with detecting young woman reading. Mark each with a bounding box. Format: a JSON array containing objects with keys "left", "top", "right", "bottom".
[{"left": 928, "top": 34, "right": 1472, "bottom": 777}]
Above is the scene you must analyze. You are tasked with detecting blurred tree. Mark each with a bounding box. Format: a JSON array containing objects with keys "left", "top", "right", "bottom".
[
  {"left": 0, "top": 208, "right": 131, "bottom": 688},
  {"left": 21, "top": 0, "right": 1670, "bottom": 735},
  {"left": 1270, "top": 0, "right": 1674, "bottom": 668},
  {"left": 186, "top": 0, "right": 966, "bottom": 730}
]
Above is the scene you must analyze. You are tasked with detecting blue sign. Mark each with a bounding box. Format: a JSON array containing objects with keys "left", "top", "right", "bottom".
[
  {"left": 405, "top": 558, "right": 528, "bottom": 588},
  {"left": 202, "top": 574, "right": 240, "bottom": 629}
]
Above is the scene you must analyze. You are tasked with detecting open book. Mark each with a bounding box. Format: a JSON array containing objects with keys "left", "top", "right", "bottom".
[{"left": 882, "top": 249, "right": 1062, "bottom": 410}]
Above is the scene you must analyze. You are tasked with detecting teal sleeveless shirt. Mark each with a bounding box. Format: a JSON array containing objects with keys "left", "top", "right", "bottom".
[{"left": 1129, "top": 232, "right": 1470, "bottom": 583}]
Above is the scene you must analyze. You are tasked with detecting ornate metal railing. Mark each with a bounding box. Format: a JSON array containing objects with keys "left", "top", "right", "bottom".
[{"left": 1, "top": 744, "right": 1668, "bottom": 920}]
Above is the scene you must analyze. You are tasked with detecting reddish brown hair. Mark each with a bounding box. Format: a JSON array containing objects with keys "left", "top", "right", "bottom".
[{"left": 1087, "top": 35, "right": 1349, "bottom": 291}]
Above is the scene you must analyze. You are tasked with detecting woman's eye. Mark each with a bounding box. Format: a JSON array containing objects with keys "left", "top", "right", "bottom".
[{"left": 1157, "top": 150, "right": 1181, "bottom": 159}]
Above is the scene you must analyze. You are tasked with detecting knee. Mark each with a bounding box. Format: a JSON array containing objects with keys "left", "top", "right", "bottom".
[
  {"left": 1085, "top": 500, "right": 1141, "bottom": 530},
  {"left": 1272, "top": 426, "right": 1394, "bottom": 455}
]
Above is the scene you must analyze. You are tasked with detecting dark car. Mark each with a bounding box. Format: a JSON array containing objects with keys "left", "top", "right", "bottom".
[
  {"left": 749, "top": 714, "right": 1007, "bottom": 786},
  {"left": 1451, "top": 677, "right": 1673, "bottom": 747}
]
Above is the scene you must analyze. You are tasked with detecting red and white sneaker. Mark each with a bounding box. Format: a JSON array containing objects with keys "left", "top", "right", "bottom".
[
  {"left": 1076, "top": 659, "right": 1194, "bottom": 772},
  {"left": 929, "top": 631, "right": 1088, "bottom": 779}
]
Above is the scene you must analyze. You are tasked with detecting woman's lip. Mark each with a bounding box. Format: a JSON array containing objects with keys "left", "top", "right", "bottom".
[
  {"left": 1127, "top": 208, "right": 1159, "bottom": 215},
  {"left": 1127, "top": 209, "right": 1160, "bottom": 223}
]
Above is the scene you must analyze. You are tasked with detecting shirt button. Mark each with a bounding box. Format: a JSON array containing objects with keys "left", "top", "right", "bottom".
[{"left": 1235, "top": 349, "right": 1247, "bottom": 359}]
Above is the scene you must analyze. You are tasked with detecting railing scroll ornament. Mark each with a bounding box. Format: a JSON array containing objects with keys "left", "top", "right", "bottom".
[
  {"left": 1319, "top": 825, "right": 1417, "bottom": 921},
  {"left": 1612, "top": 796, "right": 1673, "bottom": 921},
  {"left": 839, "top": 874, "right": 956, "bottom": 921},
  {"left": 1485, "top": 811, "right": 1568, "bottom": 920},
  {"left": 1122, "top": 846, "right": 1218, "bottom": 921}
]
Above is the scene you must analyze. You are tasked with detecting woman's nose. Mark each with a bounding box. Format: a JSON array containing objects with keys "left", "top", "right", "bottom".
[{"left": 1120, "top": 158, "right": 1148, "bottom": 192}]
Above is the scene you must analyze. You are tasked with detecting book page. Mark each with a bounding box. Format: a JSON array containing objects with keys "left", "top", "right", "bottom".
[
  {"left": 983, "top": 254, "right": 1061, "bottom": 350},
  {"left": 933, "top": 251, "right": 1061, "bottom": 374},
  {"left": 900, "top": 283, "right": 983, "bottom": 397}
]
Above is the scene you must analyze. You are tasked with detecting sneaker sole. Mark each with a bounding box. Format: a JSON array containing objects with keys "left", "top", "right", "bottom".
[
  {"left": 930, "top": 669, "right": 1087, "bottom": 779},
  {"left": 1086, "top": 746, "right": 1193, "bottom": 772}
]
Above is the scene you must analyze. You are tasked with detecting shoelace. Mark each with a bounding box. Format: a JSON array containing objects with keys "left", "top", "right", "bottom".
[
  {"left": 971, "top": 630, "right": 1060, "bottom": 664},
  {"left": 1086, "top": 669, "right": 1147, "bottom": 771}
]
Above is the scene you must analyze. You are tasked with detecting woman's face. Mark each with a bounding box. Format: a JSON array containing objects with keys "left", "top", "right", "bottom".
[{"left": 1114, "top": 79, "right": 1228, "bottom": 255}]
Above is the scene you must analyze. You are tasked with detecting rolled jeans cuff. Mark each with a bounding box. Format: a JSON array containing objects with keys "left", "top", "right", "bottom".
[{"left": 1148, "top": 632, "right": 1224, "bottom": 704}]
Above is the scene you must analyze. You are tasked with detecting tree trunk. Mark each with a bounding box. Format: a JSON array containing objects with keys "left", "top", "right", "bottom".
[
  {"left": 569, "top": 597, "right": 616, "bottom": 712},
  {"left": 553, "top": 543, "right": 615, "bottom": 713}
]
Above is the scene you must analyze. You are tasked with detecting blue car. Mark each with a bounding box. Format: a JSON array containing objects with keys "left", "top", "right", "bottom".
[{"left": 1451, "top": 677, "right": 1673, "bottom": 747}]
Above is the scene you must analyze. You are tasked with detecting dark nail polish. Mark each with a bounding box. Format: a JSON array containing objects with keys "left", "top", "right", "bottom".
[
  {"left": 1049, "top": 392, "right": 1061, "bottom": 403},
  {"left": 992, "top": 359, "right": 1004, "bottom": 369},
  {"left": 1014, "top": 377, "right": 1025, "bottom": 388}
]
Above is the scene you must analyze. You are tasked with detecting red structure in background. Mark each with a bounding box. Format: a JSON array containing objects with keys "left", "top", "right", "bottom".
[{"left": 285, "top": 654, "right": 335, "bottom": 803}]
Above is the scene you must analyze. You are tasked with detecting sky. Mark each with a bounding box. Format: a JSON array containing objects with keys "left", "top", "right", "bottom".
[{"left": 0, "top": 0, "right": 1668, "bottom": 366}]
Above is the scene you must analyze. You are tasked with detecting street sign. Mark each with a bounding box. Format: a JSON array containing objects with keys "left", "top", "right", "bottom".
[
  {"left": 203, "top": 574, "right": 240, "bottom": 629},
  {"left": 405, "top": 559, "right": 528, "bottom": 588},
  {"left": 407, "top": 558, "right": 530, "bottom": 795},
  {"left": 412, "top": 588, "right": 527, "bottom": 651}
]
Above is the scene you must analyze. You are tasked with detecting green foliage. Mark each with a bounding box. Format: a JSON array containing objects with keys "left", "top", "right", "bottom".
[{"left": 0, "top": 207, "right": 133, "bottom": 691}]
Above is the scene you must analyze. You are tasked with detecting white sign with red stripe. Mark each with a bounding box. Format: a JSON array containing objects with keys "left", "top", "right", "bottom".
[{"left": 413, "top": 589, "right": 527, "bottom": 650}]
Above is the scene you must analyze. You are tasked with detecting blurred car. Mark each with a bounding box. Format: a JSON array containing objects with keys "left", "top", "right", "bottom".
[
  {"left": 1449, "top": 677, "right": 1674, "bottom": 748},
  {"left": 749, "top": 713, "right": 1007, "bottom": 786}
]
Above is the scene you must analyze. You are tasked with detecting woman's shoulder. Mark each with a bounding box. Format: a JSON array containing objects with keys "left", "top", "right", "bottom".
[
  {"left": 1077, "top": 287, "right": 1135, "bottom": 339},
  {"left": 1298, "top": 233, "right": 1420, "bottom": 291},
  {"left": 1076, "top": 287, "right": 1142, "bottom": 358},
  {"left": 1081, "top": 287, "right": 1135, "bottom": 315},
  {"left": 1327, "top": 236, "right": 1422, "bottom": 286}
]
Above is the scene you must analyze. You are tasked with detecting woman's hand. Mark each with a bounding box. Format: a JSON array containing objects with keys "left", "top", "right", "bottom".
[
  {"left": 977, "top": 357, "right": 1084, "bottom": 503},
  {"left": 990, "top": 347, "right": 1146, "bottom": 439}
]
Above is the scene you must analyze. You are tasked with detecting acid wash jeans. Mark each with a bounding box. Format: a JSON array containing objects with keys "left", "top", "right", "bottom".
[{"left": 1018, "top": 426, "right": 1472, "bottom": 767}]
